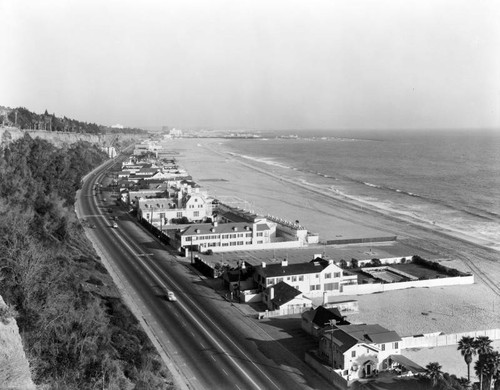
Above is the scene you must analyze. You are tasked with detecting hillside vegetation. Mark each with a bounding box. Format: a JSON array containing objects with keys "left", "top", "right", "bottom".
[
  {"left": 2, "top": 105, "right": 146, "bottom": 135},
  {"left": 0, "top": 135, "right": 172, "bottom": 389}
]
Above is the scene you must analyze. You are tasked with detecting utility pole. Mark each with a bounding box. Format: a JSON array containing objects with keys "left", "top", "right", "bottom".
[{"left": 329, "top": 319, "right": 336, "bottom": 369}]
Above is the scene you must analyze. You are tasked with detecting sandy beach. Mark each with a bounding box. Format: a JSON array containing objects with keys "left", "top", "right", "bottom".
[{"left": 167, "top": 137, "right": 500, "bottom": 378}]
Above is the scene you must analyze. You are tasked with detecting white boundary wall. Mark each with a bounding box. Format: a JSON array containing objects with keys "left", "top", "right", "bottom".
[
  {"left": 340, "top": 275, "right": 474, "bottom": 296},
  {"left": 402, "top": 329, "right": 500, "bottom": 349}
]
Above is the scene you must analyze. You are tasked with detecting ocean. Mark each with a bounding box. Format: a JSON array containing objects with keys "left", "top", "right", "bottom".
[{"left": 224, "top": 129, "right": 500, "bottom": 249}]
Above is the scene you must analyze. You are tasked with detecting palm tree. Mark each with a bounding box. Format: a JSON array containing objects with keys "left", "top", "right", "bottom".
[
  {"left": 475, "top": 351, "right": 500, "bottom": 390},
  {"left": 458, "top": 336, "right": 476, "bottom": 382},
  {"left": 475, "top": 336, "right": 494, "bottom": 356},
  {"left": 425, "top": 362, "right": 443, "bottom": 387}
]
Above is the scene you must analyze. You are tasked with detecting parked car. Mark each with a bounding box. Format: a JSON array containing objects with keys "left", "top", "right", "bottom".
[{"left": 167, "top": 291, "right": 177, "bottom": 302}]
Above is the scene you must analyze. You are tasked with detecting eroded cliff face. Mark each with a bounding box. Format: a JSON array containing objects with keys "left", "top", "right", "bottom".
[
  {"left": 0, "top": 127, "right": 141, "bottom": 149},
  {"left": 0, "top": 296, "right": 36, "bottom": 390}
]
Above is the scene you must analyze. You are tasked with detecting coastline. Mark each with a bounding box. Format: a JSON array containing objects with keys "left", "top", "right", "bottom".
[{"left": 166, "top": 137, "right": 500, "bottom": 380}]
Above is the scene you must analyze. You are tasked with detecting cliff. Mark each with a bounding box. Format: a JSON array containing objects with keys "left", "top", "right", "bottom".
[
  {"left": 0, "top": 126, "right": 144, "bottom": 149},
  {"left": 0, "top": 296, "right": 36, "bottom": 390}
]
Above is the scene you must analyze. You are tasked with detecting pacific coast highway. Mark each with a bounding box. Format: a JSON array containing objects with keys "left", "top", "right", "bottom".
[{"left": 76, "top": 156, "right": 333, "bottom": 390}]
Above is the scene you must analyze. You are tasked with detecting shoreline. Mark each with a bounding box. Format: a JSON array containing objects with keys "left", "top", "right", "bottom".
[
  {"left": 201, "top": 139, "right": 498, "bottom": 253},
  {"left": 166, "top": 137, "right": 500, "bottom": 379}
]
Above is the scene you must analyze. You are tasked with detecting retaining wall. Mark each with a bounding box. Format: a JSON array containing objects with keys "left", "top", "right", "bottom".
[
  {"left": 402, "top": 328, "right": 500, "bottom": 349},
  {"left": 305, "top": 351, "right": 348, "bottom": 390},
  {"left": 341, "top": 274, "right": 474, "bottom": 296}
]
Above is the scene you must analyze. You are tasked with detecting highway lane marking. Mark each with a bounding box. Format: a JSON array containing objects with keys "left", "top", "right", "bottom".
[
  {"left": 110, "top": 231, "right": 271, "bottom": 390},
  {"left": 211, "top": 355, "right": 216, "bottom": 361},
  {"left": 222, "top": 369, "right": 228, "bottom": 376}
]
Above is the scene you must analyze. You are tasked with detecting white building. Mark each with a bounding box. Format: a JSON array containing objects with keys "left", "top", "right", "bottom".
[
  {"left": 319, "top": 323, "right": 408, "bottom": 382},
  {"left": 175, "top": 221, "right": 272, "bottom": 251},
  {"left": 253, "top": 258, "right": 358, "bottom": 298}
]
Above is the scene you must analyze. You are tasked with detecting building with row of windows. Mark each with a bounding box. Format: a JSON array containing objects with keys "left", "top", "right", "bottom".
[
  {"left": 256, "top": 258, "right": 358, "bottom": 300},
  {"left": 174, "top": 220, "right": 273, "bottom": 251}
]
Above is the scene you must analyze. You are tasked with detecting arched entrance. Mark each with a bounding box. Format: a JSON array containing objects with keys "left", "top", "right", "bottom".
[{"left": 361, "top": 360, "right": 377, "bottom": 378}]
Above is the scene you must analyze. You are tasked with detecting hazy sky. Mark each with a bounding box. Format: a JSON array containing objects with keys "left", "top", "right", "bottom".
[{"left": 1, "top": 0, "right": 499, "bottom": 130}]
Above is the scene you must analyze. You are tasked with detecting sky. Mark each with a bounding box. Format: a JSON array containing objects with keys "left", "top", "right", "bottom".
[{"left": 1, "top": 0, "right": 499, "bottom": 131}]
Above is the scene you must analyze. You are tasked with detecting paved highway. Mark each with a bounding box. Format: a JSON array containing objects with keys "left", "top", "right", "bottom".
[{"left": 77, "top": 157, "right": 333, "bottom": 390}]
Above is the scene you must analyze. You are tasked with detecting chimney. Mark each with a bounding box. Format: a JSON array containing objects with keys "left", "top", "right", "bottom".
[
  {"left": 269, "top": 287, "right": 275, "bottom": 300},
  {"left": 261, "top": 262, "right": 266, "bottom": 268},
  {"left": 281, "top": 259, "right": 288, "bottom": 267},
  {"left": 213, "top": 221, "right": 218, "bottom": 227},
  {"left": 328, "top": 259, "right": 333, "bottom": 265},
  {"left": 241, "top": 262, "right": 246, "bottom": 269}
]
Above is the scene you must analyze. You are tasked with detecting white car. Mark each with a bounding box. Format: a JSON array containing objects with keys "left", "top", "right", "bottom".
[
  {"left": 167, "top": 291, "right": 177, "bottom": 302},
  {"left": 112, "top": 222, "right": 118, "bottom": 229}
]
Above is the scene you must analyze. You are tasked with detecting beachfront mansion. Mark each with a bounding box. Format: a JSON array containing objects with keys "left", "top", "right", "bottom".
[{"left": 117, "top": 150, "right": 319, "bottom": 254}]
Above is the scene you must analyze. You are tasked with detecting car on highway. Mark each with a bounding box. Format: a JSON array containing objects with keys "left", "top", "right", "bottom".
[
  {"left": 112, "top": 222, "right": 118, "bottom": 229},
  {"left": 167, "top": 291, "right": 177, "bottom": 302}
]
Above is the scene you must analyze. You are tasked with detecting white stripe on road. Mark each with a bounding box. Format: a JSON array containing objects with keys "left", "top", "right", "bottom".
[{"left": 112, "top": 231, "right": 276, "bottom": 390}]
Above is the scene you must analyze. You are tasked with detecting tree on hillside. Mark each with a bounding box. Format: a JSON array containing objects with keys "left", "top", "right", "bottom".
[
  {"left": 458, "top": 336, "right": 477, "bottom": 382},
  {"left": 425, "top": 362, "right": 444, "bottom": 388}
]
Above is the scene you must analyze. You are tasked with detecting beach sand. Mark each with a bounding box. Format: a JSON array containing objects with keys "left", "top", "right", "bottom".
[{"left": 167, "top": 137, "right": 500, "bottom": 379}]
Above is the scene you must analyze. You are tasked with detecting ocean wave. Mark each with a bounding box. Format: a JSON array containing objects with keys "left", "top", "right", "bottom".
[{"left": 238, "top": 153, "right": 292, "bottom": 169}]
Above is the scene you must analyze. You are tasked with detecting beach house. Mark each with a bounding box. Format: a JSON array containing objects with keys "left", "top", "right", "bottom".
[
  {"left": 319, "top": 323, "right": 404, "bottom": 382},
  {"left": 253, "top": 258, "right": 358, "bottom": 298},
  {"left": 262, "top": 281, "right": 312, "bottom": 312}
]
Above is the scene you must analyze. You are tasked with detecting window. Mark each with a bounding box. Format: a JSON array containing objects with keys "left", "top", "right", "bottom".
[
  {"left": 292, "top": 276, "right": 297, "bottom": 282},
  {"left": 277, "top": 278, "right": 283, "bottom": 283},
  {"left": 334, "top": 272, "right": 341, "bottom": 278},
  {"left": 298, "top": 275, "right": 304, "bottom": 281},
  {"left": 177, "top": 212, "right": 182, "bottom": 218},
  {"left": 381, "top": 344, "right": 385, "bottom": 351},
  {"left": 324, "top": 283, "right": 334, "bottom": 291},
  {"left": 193, "top": 211, "right": 199, "bottom": 217},
  {"left": 393, "top": 342, "right": 399, "bottom": 349},
  {"left": 257, "top": 232, "right": 263, "bottom": 237},
  {"left": 325, "top": 273, "right": 332, "bottom": 279},
  {"left": 351, "top": 351, "right": 356, "bottom": 358},
  {"left": 315, "top": 274, "right": 320, "bottom": 279},
  {"left": 268, "top": 278, "right": 274, "bottom": 286}
]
